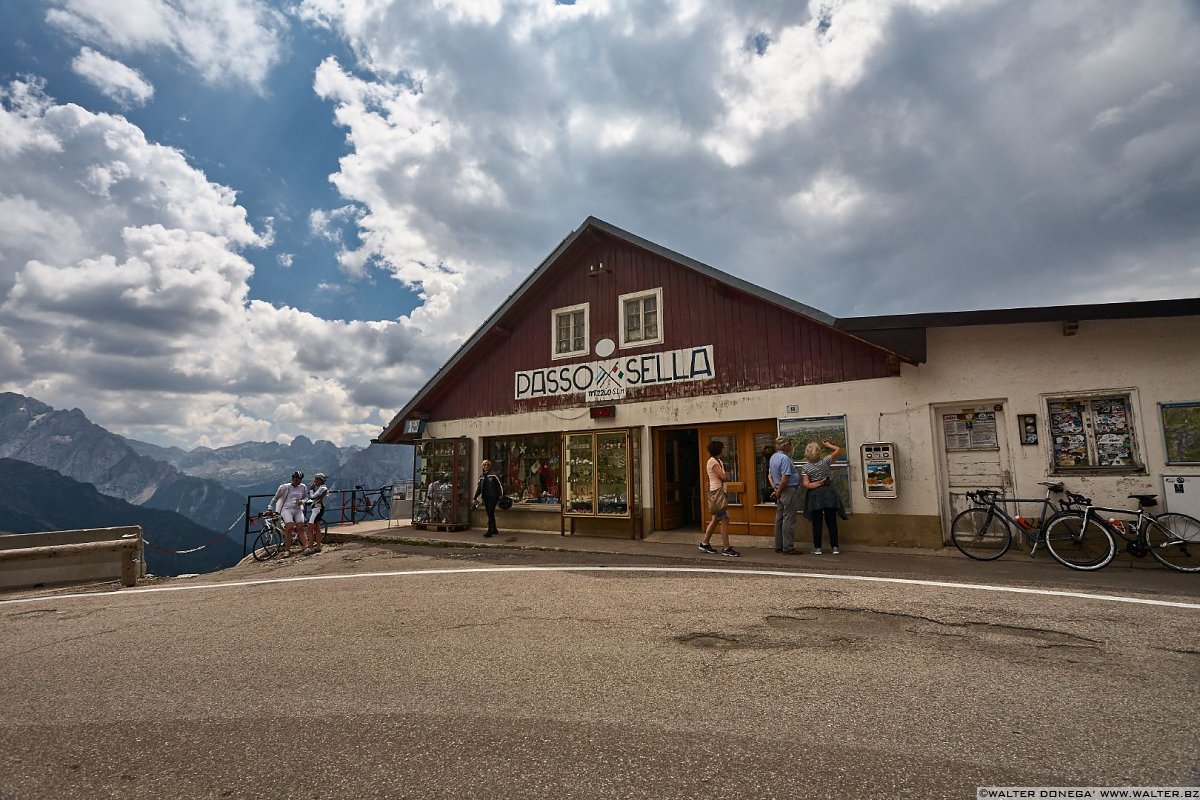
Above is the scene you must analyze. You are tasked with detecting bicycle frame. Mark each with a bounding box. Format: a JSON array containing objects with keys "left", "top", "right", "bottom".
[
  {"left": 1077, "top": 505, "right": 1149, "bottom": 550},
  {"left": 967, "top": 485, "right": 1083, "bottom": 548}
]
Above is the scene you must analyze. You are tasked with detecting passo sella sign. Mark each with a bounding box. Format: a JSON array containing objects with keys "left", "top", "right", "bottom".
[{"left": 515, "top": 345, "right": 715, "bottom": 402}]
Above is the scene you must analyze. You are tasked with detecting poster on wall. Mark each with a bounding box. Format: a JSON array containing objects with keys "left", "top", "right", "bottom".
[
  {"left": 942, "top": 410, "right": 999, "bottom": 450},
  {"left": 1048, "top": 400, "right": 1090, "bottom": 467},
  {"left": 1161, "top": 402, "right": 1200, "bottom": 465},
  {"left": 777, "top": 415, "right": 852, "bottom": 513}
]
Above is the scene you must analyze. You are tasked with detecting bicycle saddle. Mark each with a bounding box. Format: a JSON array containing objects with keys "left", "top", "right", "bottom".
[
  {"left": 1128, "top": 494, "right": 1158, "bottom": 507},
  {"left": 1038, "top": 481, "right": 1065, "bottom": 492}
]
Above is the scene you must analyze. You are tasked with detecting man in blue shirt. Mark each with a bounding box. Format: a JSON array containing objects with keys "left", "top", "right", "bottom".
[{"left": 769, "top": 437, "right": 801, "bottom": 554}]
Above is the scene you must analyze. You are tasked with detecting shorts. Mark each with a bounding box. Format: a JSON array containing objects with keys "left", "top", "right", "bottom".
[
  {"left": 280, "top": 507, "right": 305, "bottom": 525},
  {"left": 307, "top": 506, "right": 325, "bottom": 525}
]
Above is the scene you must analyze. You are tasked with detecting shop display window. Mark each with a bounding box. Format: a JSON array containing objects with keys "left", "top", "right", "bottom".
[
  {"left": 413, "top": 438, "right": 472, "bottom": 529},
  {"left": 1047, "top": 395, "right": 1140, "bottom": 471},
  {"left": 563, "top": 428, "right": 636, "bottom": 518},
  {"left": 485, "top": 433, "right": 562, "bottom": 505}
]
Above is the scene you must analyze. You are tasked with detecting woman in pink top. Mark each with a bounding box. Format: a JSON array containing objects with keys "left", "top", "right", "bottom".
[{"left": 698, "top": 440, "right": 740, "bottom": 557}]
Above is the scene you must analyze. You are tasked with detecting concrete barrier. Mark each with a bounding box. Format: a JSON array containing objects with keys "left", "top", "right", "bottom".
[{"left": 0, "top": 526, "right": 144, "bottom": 590}]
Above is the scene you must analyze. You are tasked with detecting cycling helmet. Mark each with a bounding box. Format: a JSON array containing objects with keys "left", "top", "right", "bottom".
[
  {"left": 292, "top": 470, "right": 304, "bottom": 480},
  {"left": 314, "top": 473, "right": 326, "bottom": 481}
]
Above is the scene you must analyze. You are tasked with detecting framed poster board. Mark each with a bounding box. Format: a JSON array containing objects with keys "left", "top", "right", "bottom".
[
  {"left": 777, "top": 415, "right": 851, "bottom": 513},
  {"left": 942, "top": 410, "right": 999, "bottom": 451},
  {"left": 1161, "top": 402, "right": 1200, "bottom": 465}
]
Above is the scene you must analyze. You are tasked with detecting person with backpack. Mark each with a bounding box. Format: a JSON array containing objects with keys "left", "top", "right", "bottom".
[{"left": 472, "top": 459, "right": 505, "bottom": 538}]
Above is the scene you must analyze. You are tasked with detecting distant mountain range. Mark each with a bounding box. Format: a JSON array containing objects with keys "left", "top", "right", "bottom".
[
  {"left": 0, "top": 459, "right": 243, "bottom": 576},
  {"left": 0, "top": 392, "right": 413, "bottom": 574},
  {"left": 126, "top": 434, "right": 413, "bottom": 498}
]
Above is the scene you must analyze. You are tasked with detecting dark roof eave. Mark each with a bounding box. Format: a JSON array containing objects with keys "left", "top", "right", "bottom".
[{"left": 837, "top": 297, "right": 1200, "bottom": 331}]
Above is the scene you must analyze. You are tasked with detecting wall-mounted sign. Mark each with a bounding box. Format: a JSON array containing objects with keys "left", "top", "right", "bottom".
[
  {"left": 515, "top": 345, "right": 714, "bottom": 402},
  {"left": 943, "top": 410, "right": 998, "bottom": 450}
]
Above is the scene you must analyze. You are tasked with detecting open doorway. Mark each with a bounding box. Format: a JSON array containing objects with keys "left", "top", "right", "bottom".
[{"left": 655, "top": 428, "right": 701, "bottom": 530}]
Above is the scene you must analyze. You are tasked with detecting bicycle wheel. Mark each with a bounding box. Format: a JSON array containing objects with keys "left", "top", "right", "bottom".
[
  {"left": 251, "top": 526, "right": 283, "bottom": 561},
  {"left": 354, "top": 495, "right": 373, "bottom": 522},
  {"left": 950, "top": 508, "right": 1012, "bottom": 560},
  {"left": 1146, "top": 513, "right": 1200, "bottom": 572},
  {"left": 378, "top": 495, "right": 391, "bottom": 518},
  {"left": 1043, "top": 515, "right": 1115, "bottom": 571}
]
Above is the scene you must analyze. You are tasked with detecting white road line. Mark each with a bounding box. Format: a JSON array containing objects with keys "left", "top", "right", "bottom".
[{"left": 2, "top": 565, "right": 1198, "bottom": 609}]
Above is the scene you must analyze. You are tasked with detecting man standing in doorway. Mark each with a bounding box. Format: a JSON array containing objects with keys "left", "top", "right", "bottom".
[{"left": 770, "top": 437, "right": 801, "bottom": 555}]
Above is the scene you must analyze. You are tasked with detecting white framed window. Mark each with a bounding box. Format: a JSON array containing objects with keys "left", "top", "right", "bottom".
[
  {"left": 552, "top": 302, "right": 589, "bottom": 360},
  {"left": 1044, "top": 391, "right": 1142, "bottom": 472},
  {"left": 619, "top": 287, "right": 663, "bottom": 349}
]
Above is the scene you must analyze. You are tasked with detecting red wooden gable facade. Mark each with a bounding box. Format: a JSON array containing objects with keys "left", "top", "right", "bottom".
[{"left": 409, "top": 224, "right": 901, "bottom": 424}]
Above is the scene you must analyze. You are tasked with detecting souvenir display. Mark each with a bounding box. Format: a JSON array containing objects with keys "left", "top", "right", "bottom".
[
  {"left": 562, "top": 428, "right": 636, "bottom": 521},
  {"left": 412, "top": 438, "right": 471, "bottom": 529},
  {"left": 485, "top": 434, "right": 561, "bottom": 505}
]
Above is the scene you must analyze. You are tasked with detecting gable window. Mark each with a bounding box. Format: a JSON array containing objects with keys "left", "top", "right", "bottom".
[
  {"left": 619, "top": 287, "right": 663, "bottom": 349},
  {"left": 552, "top": 303, "right": 589, "bottom": 359},
  {"left": 1046, "top": 393, "right": 1141, "bottom": 472}
]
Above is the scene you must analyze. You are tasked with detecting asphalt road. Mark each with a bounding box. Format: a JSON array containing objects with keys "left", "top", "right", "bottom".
[{"left": 1, "top": 542, "right": 1197, "bottom": 799}]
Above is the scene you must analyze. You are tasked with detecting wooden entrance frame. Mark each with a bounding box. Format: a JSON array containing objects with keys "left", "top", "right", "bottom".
[{"left": 653, "top": 419, "right": 779, "bottom": 536}]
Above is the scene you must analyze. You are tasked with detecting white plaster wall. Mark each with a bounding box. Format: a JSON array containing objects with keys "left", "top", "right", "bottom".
[{"left": 424, "top": 315, "right": 1200, "bottom": 525}]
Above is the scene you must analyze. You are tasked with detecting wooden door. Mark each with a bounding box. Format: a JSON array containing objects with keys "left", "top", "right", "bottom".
[
  {"left": 935, "top": 404, "right": 1013, "bottom": 540},
  {"left": 696, "top": 420, "right": 779, "bottom": 536},
  {"left": 656, "top": 429, "right": 686, "bottom": 530}
]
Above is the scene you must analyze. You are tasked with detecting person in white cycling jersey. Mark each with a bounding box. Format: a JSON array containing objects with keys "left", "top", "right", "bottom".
[
  {"left": 270, "top": 470, "right": 309, "bottom": 557},
  {"left": 305, "top": 473, "right": 329, "bottom": 554}
]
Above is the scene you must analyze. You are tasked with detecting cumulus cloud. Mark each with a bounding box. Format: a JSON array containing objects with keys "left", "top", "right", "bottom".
[
  {"left": 70, "top": 47, "right": 154, "bottom": 107},
  {"left": 302, "top": 0, "right": 1200, "bottom": 318},
  {"left": 0, "top": 79, "right": 437, "bottom": 448},
  {"left": 46, "top": 0, "right": 287, "bottom": 90},
  {"left": 5, "top": 0, "right": 1200, "bottom": 449}
]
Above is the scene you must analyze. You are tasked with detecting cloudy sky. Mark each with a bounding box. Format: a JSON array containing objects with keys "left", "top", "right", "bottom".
[{"left": 1, "top": 0, "right": 1198, "bottom": 450}]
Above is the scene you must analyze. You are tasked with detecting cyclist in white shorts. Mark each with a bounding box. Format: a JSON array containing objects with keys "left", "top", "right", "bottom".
[{"left": 270, "top": 470, "right": 309, "bottom": 557}]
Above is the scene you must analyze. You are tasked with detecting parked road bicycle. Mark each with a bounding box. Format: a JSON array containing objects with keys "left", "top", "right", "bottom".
[
  {"left": 250, "top": 509, "right": 328, "bottom": 561},
  {"left": 1042, "top": 492, "right": 1200, "bottom": 572},
  {"left": 950, "top": 481, "right": 1088, "bottom": 562},
  {"left": 352, "top": 484, "right": 391, "bottom": 522},
  {"left": 250, "top": 510, "right": 287, "bottom": 561}
]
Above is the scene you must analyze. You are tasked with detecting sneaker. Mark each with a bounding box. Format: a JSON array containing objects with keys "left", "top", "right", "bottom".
[
  {"left": 698, "top": 542, "right": 718, "bottom": 554},
  {"left": 301, "top": 547, "right": 315, "bottom": 556},
  {"left": 721, "top": 547, "right": 741, "bottom": 557},
  {"left": 831, "top": 547, "right": 840, "bottom": 555},
  {"left": 483, "top": 532, "right": 495, "bottom": 538},
  {"left": 812, "top": 548, "right": 823, "bottom": 555}
]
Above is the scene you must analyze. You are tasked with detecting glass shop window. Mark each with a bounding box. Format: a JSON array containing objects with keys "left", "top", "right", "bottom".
[{"left": 485, "top": 434, "right": 562, "bottom": 504}]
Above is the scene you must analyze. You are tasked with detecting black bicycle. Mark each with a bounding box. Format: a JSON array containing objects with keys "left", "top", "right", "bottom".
[
  {"left": 1042, "top": 493, "right": 1200, "bottom": 572},
  {"left": 352, "top": 485, "right": 391, "bottom": 522},
  {"left": 950, "top": 481, "right": 1088, "bottom": 562}
]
